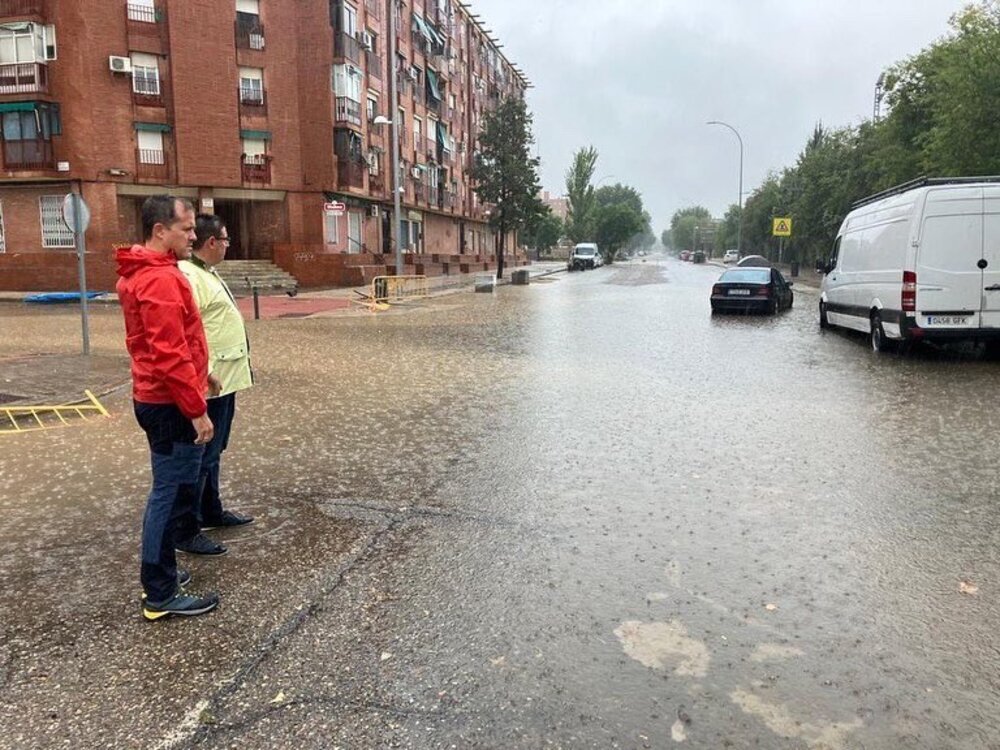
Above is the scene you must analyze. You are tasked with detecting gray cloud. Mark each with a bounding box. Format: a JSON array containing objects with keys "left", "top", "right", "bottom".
[{"left": 469, "top": 0, "right": 965, "bottom": 231}]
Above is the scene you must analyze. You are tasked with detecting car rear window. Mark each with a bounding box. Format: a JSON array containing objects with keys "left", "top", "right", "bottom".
[{"left": 720, "top": 269, "right": 770, "bottom": 283}]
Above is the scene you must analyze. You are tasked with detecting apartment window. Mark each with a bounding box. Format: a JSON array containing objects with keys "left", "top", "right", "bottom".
[
  {"left": 367, "top": 149, "right": 380, "bottom": 175},
  {"left": 341, "top": 3, "right": 358, "bottom": 37},
  {"left": 127, "top": 0, "right": 157, "bottom": 23},
  {"left": 324, "top": 211, "right": 340, "bottom": 245},
  {"left": 413, "top": 117, "right": 421, "bottom": 145},
  {"left": 332, "top": 64, "right": 362, "bottom": 101},
  {"left": 2, "top": 103, "right": 60, "bottom": 141},
  {"left": 131, "top": 53, "right": 160, "bottom": 96},
  {"left": 366, "top": 96, "right": 377, "bottom": 124},
  {"left": 236, "top": 1, "right": 264, "bottom": 50},
  {"left": 0, "top": 22, "right": 46, "bottom": 65},
  {"left": 235, "top": 0, "right": 259, "bottom": 12},
  {"left": 40, "top": 195, "right": 73, "bottom": 248},
  {"left": 241, "top": 136, "right": 267, "bottom": 158},
  {"left": 136, "top": 129, "right": 164, "bottom": 163},
  {"left": 239, "top": 66, "right": 264, "bottom": 103}
]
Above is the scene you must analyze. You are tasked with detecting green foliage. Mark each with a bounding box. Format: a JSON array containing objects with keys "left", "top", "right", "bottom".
[
  {"left": 661, "top": 228, "right": 672, "bottom": 249},
  {"left": 739, "top": 1, "right": 1000, "bottom": 263},
  {"left": 594, "top": 204, "right": 646, "bottom": 263},
  {"left": 471, "top": 96, "right": 544, "bottom": 277},
  {"left": 523, "top": 211, "right": 563, "bottom": 250},
  {"left": 669, "top": 206, "right": 712, "bottom": 250},
  {"left": 565, "top": 146, "right": 599, "bottom": 242}
]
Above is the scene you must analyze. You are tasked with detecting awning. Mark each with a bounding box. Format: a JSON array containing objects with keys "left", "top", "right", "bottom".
[
  {"left": 0, "top": 102, "right": 40, "bottom": 113},
  {"left": 436, "top": 121, "right": 447, "bottom": 146},
  {"left": 134, "top": 122, "right": 172, "bottom": 133},
  {"left": 426, "top": 69, "right": 442, "bottom": 101},
  {"left": 240, "top": 129, "right": 272, "bottom": 140},
  {"left": 412, "top": 14, "right": 434, "bottom": 44},
  {"left": 426, "top": 23, "right": 446, "bottom": 48}
]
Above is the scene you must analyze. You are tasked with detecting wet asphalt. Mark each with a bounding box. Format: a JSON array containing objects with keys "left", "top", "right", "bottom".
[{"left": 1, "top": 256, "right": 999, "bottom": 749}]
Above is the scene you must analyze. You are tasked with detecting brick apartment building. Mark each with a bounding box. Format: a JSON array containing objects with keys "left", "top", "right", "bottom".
[{"left": 0, "top": 0, "right": 528, "bottom": 291}]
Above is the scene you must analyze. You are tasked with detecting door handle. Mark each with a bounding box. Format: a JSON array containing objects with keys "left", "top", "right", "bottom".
[{"left": 985, "top": 285, "right": 1000, "bottom": 291}]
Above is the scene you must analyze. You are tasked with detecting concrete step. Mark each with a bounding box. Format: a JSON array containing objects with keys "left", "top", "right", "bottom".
[{"left": 216, "top": 260, "right": 298, "bottom": 295}]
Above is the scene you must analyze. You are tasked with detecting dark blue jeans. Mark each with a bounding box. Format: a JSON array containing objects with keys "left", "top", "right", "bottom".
[
  {"left": 134, "top": 401, "right": 205, "bottom": 604},
  {"left": 175, "top": 393, "right": 236, "bottom": 541}
]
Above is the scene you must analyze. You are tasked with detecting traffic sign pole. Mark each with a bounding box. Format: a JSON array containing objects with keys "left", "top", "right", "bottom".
[{"left": 70, "top": 192, "right": 91, "bottom": 356}]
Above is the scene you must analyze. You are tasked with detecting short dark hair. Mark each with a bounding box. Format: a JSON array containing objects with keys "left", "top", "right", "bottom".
[
  {"left": 141, "top": 195, "right": 188, "bottom": 241},
  {"left": 193, "top": 214, "right": 227, "bottom": 251}
]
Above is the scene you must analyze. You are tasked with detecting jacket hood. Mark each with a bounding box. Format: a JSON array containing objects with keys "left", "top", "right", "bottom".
[{"left": 116, "top": 245, "right": 177, "bottom": 278}]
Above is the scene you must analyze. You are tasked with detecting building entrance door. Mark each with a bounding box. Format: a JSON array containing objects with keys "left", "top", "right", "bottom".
[{"left": 214, "top": 200, "right": 248, "bottom": 260}]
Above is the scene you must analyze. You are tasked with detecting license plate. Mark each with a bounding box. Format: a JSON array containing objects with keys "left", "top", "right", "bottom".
[
  {"left": 926, "top": 315, "right": 970, "bottom": 326},
  {"left": 728, "top": 289, "right": 751, "bottom": 296}
]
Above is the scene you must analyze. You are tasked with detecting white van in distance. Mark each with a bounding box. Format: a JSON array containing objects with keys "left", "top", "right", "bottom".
[{"left": 819, "top": 177, "right": 1000, "bottom": 352}]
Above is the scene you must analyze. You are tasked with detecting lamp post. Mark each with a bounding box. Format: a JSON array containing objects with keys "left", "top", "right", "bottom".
[
  {"left": 706, "top": 120, "right": 744, "bottom": 257},
  {"left": 387, "top": 0, "right": 403, "bottom": 276}
]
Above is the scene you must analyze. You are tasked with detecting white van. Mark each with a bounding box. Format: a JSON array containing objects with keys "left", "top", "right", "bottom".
[{"left": 819, "top": 178, "right": 1000, "bottom": 352}]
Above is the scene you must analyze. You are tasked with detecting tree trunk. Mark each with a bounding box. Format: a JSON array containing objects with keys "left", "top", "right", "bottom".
[{"left": 496, "top": 220, "right": 506, "bottom": 280}]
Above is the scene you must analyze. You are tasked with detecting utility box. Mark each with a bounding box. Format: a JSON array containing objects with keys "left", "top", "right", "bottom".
[
  {"left": 475, "top": 274, "right": 495, "bottom": 293},
  {"left": 511, "top": 269, "right": 530, "bottom": 286}
]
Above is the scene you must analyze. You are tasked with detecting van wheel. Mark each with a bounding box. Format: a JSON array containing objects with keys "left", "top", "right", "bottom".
[
  {"left": 819, "top": 301, "right": 829, "bottom": 329},
  {"left": 870, "top": 313, "right": 894, "bottom": 353}
]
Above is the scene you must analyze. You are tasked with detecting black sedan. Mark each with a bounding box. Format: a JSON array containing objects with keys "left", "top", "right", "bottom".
[{"left": 710, "top": 267, "right": 794, "bottom": 314}]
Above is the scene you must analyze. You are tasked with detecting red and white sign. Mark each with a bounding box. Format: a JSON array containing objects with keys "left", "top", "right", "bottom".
[{"left": 324, "top": 201, "right": 347, "bottom": 216}]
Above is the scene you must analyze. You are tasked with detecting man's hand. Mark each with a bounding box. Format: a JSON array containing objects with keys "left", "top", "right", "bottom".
[
  {"left": 192, "top": 414, "right": 214, "bottom": 445},
  {"left": 208, "top": 374, "right": 222, "bottom": 398}
]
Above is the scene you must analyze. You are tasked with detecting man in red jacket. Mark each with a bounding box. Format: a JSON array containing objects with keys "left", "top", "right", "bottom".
[{"left": 117, "top": 195, "right": 221, "bottom": 621}]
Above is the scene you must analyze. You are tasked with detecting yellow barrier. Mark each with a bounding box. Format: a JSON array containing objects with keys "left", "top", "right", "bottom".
[
  {"left": 353, "top": 275, "right": 430, "bottom": 312},
  {"left": 1, "top": 389, "right": 111, "bottom": 434}
]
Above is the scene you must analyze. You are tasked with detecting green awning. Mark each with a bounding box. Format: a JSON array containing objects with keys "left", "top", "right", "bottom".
[
  {"left": 134, "top": 122, "right": 172, "bottom": 133},
  {"left": 412, "top": 14, "right": 434, "bottom": 43},
  {"left": 426, "top": 68, "right": 442, "bottom": 101},
  {"left": 0, "top": 102, "right": 39, "bottom": 113},
  {"left": 426, "top": 22, "right": 445, "bottom": 47},
  {"left": 240, "top": 129, "right": 272, "bottom": 140},
  {"left": 435, "top": 121, "right": 447, "bottom": 146}
]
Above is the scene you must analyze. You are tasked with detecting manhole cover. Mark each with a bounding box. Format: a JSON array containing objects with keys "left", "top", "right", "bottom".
[{"left": 0, "top": 393, "right": 25, "bottom": 405}]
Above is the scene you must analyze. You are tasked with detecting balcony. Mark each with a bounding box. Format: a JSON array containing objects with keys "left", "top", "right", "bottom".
[
  {"left": 425, "top": 95, "right": 441, "bottom": 115},
  {"left": 334, "top": 32, "right": 362, "bottom": 64},
  {"left": 0, "top": 0, "right": 44, "bottom": 18},
  {"left": 126, "top": 1, "right": 165, "bottom": 36},
  {"left": 412, "top": 83, "right": 425, "bottom": 106},
  {"left": 239, "top": 87, "right": 268, "bottom": 116},
  {"left": 413, "top": 181, "right": 425, "bottom": 202},
  {"left": 241, "top": 154, "right": 271, "bottom": 184},
  {"left": 427, "top": 185, "right": 439, "bottom": 206},
  {"left": 366, "top": 50, "right": 382, "bottom": 83},
  {"left": 441, "top": 190, "right": 456, "bottom": 210},
  {"left": 337, "top": 160, "right": 365, "bottom": 189},
  {"left": 0, "top": 62, "right": 47, "bottom": 95},
  {"left": 132, "top": 73, "right": 165, "bottom": 107},
  {"left": 334, "top": 97, "right": 361, "bottom": 127},
  {"left": 235, "top": 15, "right": 265, "bottom": 50},
  {"left": 3, "top": 138, "right": 53, "bottom": 170},
  {"left": 136, "top": 148, "right": 171, "bottom": 182}
]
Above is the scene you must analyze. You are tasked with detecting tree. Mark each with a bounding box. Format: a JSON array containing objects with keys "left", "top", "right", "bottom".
[
  {"left": 661, "top": 229, "right": 673, "bottom": 250},
  {"left": 471, "top": 96, "right": 544, "bottom": 279},
  {"left": 565, "top": 146, "right": 599, "bottom": 242},
  {"left": 523, "top": 211, "right": 563, "bottom": 252},
  {"left": 669, "top": 206, "right": 713, "bottom": 251},
  {"left": 593, "top": 204, "right": 646, "bottom": 264}
]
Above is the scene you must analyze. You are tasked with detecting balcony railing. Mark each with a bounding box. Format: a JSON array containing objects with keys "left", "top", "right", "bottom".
[
  {"left": 441, "top": 190, "right": 456, "bottom": 210},
  {"left": 0, "top": 0, "right": 44, "bottom": 17},
  {"left": 0, "top": 62, "right": 47, "bottom": 95},
  {"left": 425, "top": 95, "right": 441, "bottom": 115},
  {"left": 136, "top": 148, "right": 172, "bottom": 181},
  {"left": 366, "top": 50, "right": 382, "bottom": 81},
  {"left": 241, "top": 154, "right": 271, "bottom": 184},
  {"left": 3, "top": 138, "right": 53, "bottom": 170},
  {"left": 337, "top": 160, "right": 365, "bottom": 189},
  {"left": 239, "top": 87, "right": 268, "bottom": 116},
  {"left": 369, "top": 173, "right": 385, "bottom": 194},
  {"left": 334, "top": 32, "right": 362, "bottom": 64},
  {"left": 235, "top": 15, "right": 265, "bottom": 50},
  {"left": 335, "top": 97, "right": 361, "bottom": 127}
]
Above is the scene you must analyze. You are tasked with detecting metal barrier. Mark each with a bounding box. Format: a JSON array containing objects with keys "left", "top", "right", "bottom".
[
  {"left": 354, "top": 275, "right": 429, "bottom": 312},
  {"left": 1, "top": 389, "right": 111, "bottom": 434}
]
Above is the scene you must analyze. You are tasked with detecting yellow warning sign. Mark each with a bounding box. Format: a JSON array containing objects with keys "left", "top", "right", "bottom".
[{"left": 772, "top": 217, "right": 792, "bottom": 237}]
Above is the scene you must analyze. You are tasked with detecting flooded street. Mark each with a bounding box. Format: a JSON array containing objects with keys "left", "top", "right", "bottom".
[{"left": 2, "top": 257, "right": 999, "bottom": 748}]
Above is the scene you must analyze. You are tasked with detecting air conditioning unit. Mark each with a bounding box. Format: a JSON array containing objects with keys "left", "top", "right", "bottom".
[
  {"left": 370, "top": 204, "right": 380, "bottom": 218},
  {"left": 411, "top": 167, "right": 422, "bottom": 179},
  {"left": 109, "top": 55, "right": 132, "bottom": 74},
  {"left": 361, "top": 32, "right": 374, "bottom": 50}
]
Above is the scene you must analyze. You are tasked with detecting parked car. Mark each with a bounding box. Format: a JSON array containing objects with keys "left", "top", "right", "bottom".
[
  {"left": 679, "top": 250, "right": 691, "bottom": 261},
  {"left": 723, "top": 249, "right": 739, "bottom": 263},
  {"left": 820, "top": 177, "right": 1000, "bottom": 352},
  {"left": 711, "top": 267, "right": 794, "bottom": 314},
  {"left": 692, "top": 251, "right": 707, "bottom": 264},
  {"left": 569, "top": 242, "right": 602, "bottom": 271},
  {"left": 736, "top": 254, "right": 771, "bottom": 268}
]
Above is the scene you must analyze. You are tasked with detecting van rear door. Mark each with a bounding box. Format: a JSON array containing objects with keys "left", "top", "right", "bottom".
[
  {"left": 979, "top": 187, "right": 1000, "bottom": 329},
  {"left": 915, "top": 187, "right": 983, "bottom": 330}
]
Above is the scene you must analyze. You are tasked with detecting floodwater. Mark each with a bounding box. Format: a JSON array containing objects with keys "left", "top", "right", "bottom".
[{"left": 1, "top": 257, "right": 998, "bottom": 749}]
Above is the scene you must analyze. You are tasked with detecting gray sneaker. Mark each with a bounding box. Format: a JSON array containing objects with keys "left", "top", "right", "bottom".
[{"left": 143, "top": 591, "right": 220, "bottom": 622}]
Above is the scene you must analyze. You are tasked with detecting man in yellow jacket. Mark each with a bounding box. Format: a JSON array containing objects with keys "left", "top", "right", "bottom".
[{"left": 175, "top": 214, "right": 255, "bottom": 556}]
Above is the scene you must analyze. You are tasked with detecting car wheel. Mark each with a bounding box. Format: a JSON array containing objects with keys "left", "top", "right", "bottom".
[
  {"left": 819, "top": 301, "right": 829, "bottom": 329},
  {"left": 788, "top": 293, "right": 794, "bottom": 310},
  {"left": 768, "top": 299, "right": 778, "bottom": 315},
  {"left": 870, "top": 312, "right": 894, "bottom": 353}
]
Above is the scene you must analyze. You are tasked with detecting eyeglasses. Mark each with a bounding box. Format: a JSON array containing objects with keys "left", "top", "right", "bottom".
[{"left": 214, "top": 236, "right": 231, "bottom": 245}]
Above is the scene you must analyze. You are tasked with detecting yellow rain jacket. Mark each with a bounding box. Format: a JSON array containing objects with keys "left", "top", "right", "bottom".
[{"left": 179, "top": 256, "right": 253, "bottom": 396}]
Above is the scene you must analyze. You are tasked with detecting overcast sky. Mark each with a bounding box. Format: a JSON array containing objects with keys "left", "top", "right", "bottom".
[{"left": 469, "top": 0, "right": 968, "bottom": 232}]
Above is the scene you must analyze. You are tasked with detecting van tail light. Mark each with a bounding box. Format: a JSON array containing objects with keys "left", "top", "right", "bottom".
[{"left": 902, "top": 271, "right": 917, "bottom": 312}]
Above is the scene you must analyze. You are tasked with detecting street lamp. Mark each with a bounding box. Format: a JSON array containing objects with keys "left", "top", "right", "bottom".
[
  {"left": 706, "top": 120, "right": 744, "bottom": 258},
  {"left": 386, "top": 1, "right": 404, "bottom": 276}
]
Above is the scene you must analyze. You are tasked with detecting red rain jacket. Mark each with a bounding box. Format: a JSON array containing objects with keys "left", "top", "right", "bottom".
[{"left": 116, "top": 245, "right": 208, "bottom": 419}]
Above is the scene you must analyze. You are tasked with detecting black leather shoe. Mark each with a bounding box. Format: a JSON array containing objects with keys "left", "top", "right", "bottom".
[
  {"left": 176, "top": 532, "right": 228, "bottom": 556},
  {"left": 202, "top": 510, "right": 255, "bottom": 530}
]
